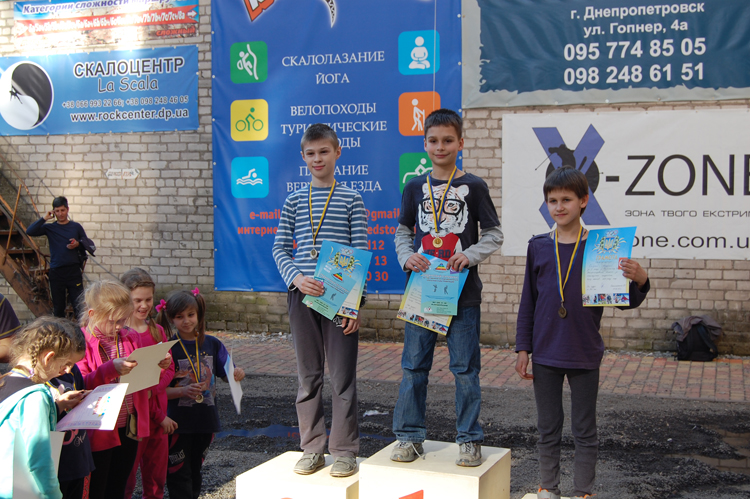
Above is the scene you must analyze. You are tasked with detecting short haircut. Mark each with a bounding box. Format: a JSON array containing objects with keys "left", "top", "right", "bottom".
[
  {"left": 424, "top": 109, "right": 463, "bottom": 138},
  {"left": 300, "top": 123, "right": 339, "bottom": 150},
  {"left": 543, "top": 166, "right": 589, "bottom": 214},
  {"left": 52, "top": 196, "right": 68, "bottom": 209}
]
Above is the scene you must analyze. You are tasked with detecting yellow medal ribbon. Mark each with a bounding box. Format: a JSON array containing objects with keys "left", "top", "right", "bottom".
[
  {"left": 426, "top": 167, "right": 457, "bottom": 249},
  {"left": 554, "top": 225, "right": 583, "bottom": 319},
  {"left": 308, "top": 180, "right": 336, "bottom": 258},
  {"left": 176, "top": 332, "right": 203, "bottom": 403}
]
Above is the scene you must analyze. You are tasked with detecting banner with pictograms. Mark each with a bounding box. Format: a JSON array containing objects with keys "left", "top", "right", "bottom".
[
  {"left": 502, "top": 110, "right": 750, "bottom": 260},
  {"left": 212, "top": 0, "right": 462, "bottom": 293}
]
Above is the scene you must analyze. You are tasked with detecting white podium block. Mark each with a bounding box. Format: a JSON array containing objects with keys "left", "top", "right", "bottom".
[
  {"left": 359, "top": 440, "right": 511, "bottom": 499},
  {"left": 236, "top": 451, "right": 362, "bottom": 499}
]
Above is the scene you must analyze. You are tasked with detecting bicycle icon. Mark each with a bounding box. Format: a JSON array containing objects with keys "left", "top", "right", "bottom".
[{"left": 235, "top": 107, "right": 264, "bottom": 132}]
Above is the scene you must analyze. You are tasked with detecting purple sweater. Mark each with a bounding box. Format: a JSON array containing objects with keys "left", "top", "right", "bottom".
[{"left": 516, "top": 234, "right": 650, "bottom": 370}]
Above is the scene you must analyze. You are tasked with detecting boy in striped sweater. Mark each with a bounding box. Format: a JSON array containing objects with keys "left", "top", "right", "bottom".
[{"left": 272, "top": 123, "right": 368, "bottom": 478}]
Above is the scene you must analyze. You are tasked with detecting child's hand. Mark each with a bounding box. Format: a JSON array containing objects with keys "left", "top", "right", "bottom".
[
  {"left": 341, "top": 317, "right": 360, "bottom": 336},
  {"left": 447, "top": 252, "right": 470, "bottom": 272},
  {"left": 56, "top": 389, "right": 87, "bottom": 412},
  {"left": 158, "top": 353, "right": 172, "bottom": 370},
  {"left": 160, "top": 416, "right": 178, "bottom": 435},
  {"left": 183, "top": 383, "right": 203, "bottom": 400},
  {"left": 114, "top": 359, "right": 138, "bottom": 375},
  {"left": 293, "top": 275, "right": 325, "bottom": 296},
  {"left": 515, "top": 351, "right": 534, "bottom": 380},
  {"left": 233, "top": 367, "right": 245, "bottom": 382},
  {"left": 620, "top": 258, "right": 648, "bottom": 288},
  {"left": 405, "top": 253, "right": 430, "bottom": 273}
]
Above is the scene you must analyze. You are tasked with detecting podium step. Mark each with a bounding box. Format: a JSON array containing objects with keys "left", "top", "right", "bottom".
[
  {"left": 359, "top": 440, "right": 511, "bottom": 499},
  {"left": 235, "top": 451, "right": 363, "bottom": 499}
]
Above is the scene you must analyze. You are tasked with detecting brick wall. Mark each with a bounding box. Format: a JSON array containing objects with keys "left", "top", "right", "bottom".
[{"left": 0, "top": 1, "right": 747, "bottom": 353}]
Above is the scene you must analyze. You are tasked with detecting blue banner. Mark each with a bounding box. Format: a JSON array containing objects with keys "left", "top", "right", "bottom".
[
  {"left": 464, "top": 0, "right": 750, "bottom": 107},
  {"left": 212, "top": 0, "right": 462, "bottom": 293},
  {"left": 0, "top": 46, "right": 198, "bottom": 135}
]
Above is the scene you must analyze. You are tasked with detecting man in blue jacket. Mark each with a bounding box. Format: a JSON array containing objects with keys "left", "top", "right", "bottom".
[{"left": 26, "top": 197, "right": 93, "bottom": 318}]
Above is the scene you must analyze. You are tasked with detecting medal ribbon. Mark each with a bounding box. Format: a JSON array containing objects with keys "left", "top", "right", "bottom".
[
  {"left": 176, "top": 332, "right": 200, "bottom": 384},
  {"left": 308, "top": 180, "right": 336, "bottom": 250},
  {"left": 554, "top": 225, "right": 583, "bottom": 308},
  {"left": 426, "top": 167, "right": 457, "bottom": 237}
]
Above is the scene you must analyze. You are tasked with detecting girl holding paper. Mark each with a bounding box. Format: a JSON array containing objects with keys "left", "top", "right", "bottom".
[
  {"left": 0, "top": 316, "right": 87, "bottom": 499},
  {"left": 77, "top": 280, "right": 166, "bottom": 499},
  {"left": 121, "top": 268, "right": 176, "bottom": 499},
  {"left": 157, "top": 288, "right": 244, "bottom": 499}
]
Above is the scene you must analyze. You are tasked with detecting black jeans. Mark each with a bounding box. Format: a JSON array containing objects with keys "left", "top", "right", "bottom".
[
  {"left": 49, "top": 264, "right": 84, "bottom": 318},
  {"left": 167, "top": 433, "right": 214, "bottom": 499},
  {"left": 89, "top": 427, "right": 140, "bottom": 499}
]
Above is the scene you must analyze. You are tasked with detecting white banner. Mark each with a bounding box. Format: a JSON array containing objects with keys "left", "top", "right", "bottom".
[{"left": 502, "top": 110, "right": 750, "bottom": 259}]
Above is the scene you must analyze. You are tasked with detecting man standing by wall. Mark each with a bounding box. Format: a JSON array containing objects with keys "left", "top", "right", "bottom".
[{"left": 26, "top": 196, "right": 93, "bottom": 319}]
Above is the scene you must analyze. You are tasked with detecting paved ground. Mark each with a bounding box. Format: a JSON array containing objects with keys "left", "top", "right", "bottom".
[{"left": 215, "top": 332, "right": 750, "bottom": 402}]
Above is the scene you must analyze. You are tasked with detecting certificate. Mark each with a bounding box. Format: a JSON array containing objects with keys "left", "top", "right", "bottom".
[
  {"left": 303, "top": 241, "right": 372, "bottom": 320},
  {"left": 55, "top": 383, "right": 128, "bottom": 431},
  {"left": 581, "top": 226, "right": 636, "bottom": 307},
  {"left": 421, "top": 260, "right": 463, "bottom": 316},
  {"left": 120, "top": 340, "right": 178, "bottom": 395},
  {"left": 397, "top": 254, "right": 469, "bottom": 335}
]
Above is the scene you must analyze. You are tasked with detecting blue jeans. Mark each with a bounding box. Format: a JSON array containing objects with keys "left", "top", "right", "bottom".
[{"left": 392, "top": 305, "right": 483, "bottom": 444}]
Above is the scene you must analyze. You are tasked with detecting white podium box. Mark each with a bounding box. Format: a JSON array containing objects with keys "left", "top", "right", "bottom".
[
  {"left": 359, "top": 440, "right": 511, "bottom": 499},
  {"left": 236, "top": 451, "right": 363, "bottom": 499}
]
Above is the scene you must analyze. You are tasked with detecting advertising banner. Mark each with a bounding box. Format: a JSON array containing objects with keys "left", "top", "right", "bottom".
[
  {"left": 502, "top": 110, "right": 750, "bottom": 260},
  {"left": 463, "top": 0, "right": 750, "bottom": 107},
  {"left": 14, "top": 0, "right": 200, "bottom": 49},
  {"left": 212, "top": 0, "right": 462, "bottom": 293},
  {"left": 0, "top": 46, "right": 198, "bottom": 135}
]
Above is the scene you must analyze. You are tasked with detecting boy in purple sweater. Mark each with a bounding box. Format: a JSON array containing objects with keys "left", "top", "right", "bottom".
[{"left": 515, "top": 167, "right": 650, "bottom": 499}]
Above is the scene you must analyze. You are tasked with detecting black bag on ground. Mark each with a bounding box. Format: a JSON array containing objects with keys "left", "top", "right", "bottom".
[{"left": 676, "top": 323, "right": 718, "bottom": 361}]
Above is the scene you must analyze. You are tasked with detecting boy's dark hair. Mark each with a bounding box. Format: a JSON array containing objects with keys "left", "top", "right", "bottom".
[
  {"left": 543, "top": 166, "right": 589, "bottom": 214},
  {"left": 52, "top": 196, "right": 68, "bottom": 209},
  {"left": 424, "top": 109, "right": 463, "bottom": 138},
  {"left": 300, "top": 123, "right": 339, "bottom": 150}
]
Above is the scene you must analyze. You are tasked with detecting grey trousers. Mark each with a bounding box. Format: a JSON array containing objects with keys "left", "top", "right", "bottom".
[
  {"left": 533, "top": 363, "right": 599, "bottom": 497},
  {"left": 287, "top": 289, "right": 360, "bottom": 457}
]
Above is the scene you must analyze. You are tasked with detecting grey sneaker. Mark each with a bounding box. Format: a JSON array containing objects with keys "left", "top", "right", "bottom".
[
  {"left": 389, "top": 441, "right": 424, "bottom": 462},
  {"left": 330, "top": 456, "right": 358, "bottom": 477},
  {"left": 293, "top": 452, "right": 325, "bottom": 475},
  {"left": 537, "top": 489, "right": 561, "bottom": 499},
  {"left": 456, "top": 441, "right": 482, "bottom": 467},
  {"left": 571, "top": 495, "right": 594, "bottom": 499}
]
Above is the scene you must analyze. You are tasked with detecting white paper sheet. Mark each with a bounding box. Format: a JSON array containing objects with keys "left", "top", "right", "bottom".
[
  {"left": 225, "top": 350, "right": 242, "bottom": 415},
  {"left": 120, "top": 340, "right": 178, "bottom": 395},
  {"left": 55, "top": 383, "right": 128, "bottom": 431}
]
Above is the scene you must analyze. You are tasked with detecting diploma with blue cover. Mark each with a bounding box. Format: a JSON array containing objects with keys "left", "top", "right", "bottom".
[
  {"left": 397, "top": 254, "right": 469, "bottom": 335},
  {"left": 303, "top": 241, "right": 372, "bottom": 320},
  {"left": 581, "top": 226, "right": 637, "bottom": 307}
]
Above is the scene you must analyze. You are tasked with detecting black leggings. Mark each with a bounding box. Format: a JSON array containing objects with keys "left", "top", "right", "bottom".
[{"left": 88, "top": 427, "right": 140, "bottom": 499}]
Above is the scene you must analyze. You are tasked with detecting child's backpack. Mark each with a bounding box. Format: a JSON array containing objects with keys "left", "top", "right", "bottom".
[{"left": 675, "top": 322, "right": 718, "bottom": 361}]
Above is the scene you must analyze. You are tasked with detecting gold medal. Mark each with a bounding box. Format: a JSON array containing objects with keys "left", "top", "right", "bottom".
[
  {"left": 558, "top": 305, "right": 567, "bottom": 319},
  {"left": 309, "top": 181, "right": 336, "bottom": 260},
  {"left": 426, "top": 168, "right": 457, "bottom": 252},
  {"left": 195, "top": 393, "right": 204, "bottom": 404},
  {"left": 554, "top": 225, "right": 583, "bottom": 321},
  {"left": 433, "top": 237, "right": 443, "bottom": 248}
]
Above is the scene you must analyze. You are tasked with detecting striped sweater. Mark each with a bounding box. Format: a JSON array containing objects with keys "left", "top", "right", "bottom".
[{"left": 272, "top": 183, "right": 368, "bottom": 290}]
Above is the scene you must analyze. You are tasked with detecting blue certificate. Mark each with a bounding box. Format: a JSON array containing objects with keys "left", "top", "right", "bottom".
[
  {"left": 303, "top": 241, "right": 372, "bottom": 320},
  {"left": 420, "top": 259, "right": 465, "bottom": 316},
  {"left": 581, "top": 227, "right": 637, "bottom": 307}
]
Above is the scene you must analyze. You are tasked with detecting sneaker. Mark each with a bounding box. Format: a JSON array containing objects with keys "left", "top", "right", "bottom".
[
  {"left": 390, "top": 441, "right": 424, "bottom": 462},
  {"left": 293, "top": 453, "right": 325, "bottom": 475},
  {"left": 330, "top": 456, "right": 358, "bottom": 477},
  {"left": 537, "top": 488, "right": 561, "bottom": 499},
  {"left": 456, "top": 442, "right": 482, "bottom": 467},
  {"left": 571, "top": 495, "right": 595, "bottom": 499}
]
